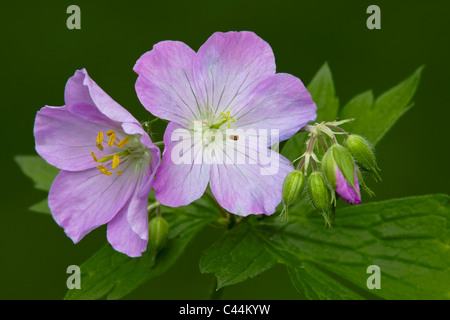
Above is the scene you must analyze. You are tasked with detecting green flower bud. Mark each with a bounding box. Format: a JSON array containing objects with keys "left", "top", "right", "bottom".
[
  {"left": 279, "top": 170, "right": 305, "bottom": 222},
  {"left": 308, "top": 171, "right": 332, "bottom": 228},
  {"left": 345, "top": 134, "right": 381, "bottom": 181},
  {"left": 308, "top": 171, "right": 330, "bottom": 212},
  {"left": 322, "top": 144, "right": 356, "bottom": 190},
  {"left": 149, "top": 216, "right": 169, "bottom": 253},
  {"left": 282, "top": 170, "right": 305, "bottom": 207}
]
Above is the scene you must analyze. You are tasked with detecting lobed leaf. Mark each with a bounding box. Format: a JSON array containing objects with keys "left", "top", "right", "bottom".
[{"left": 340, "top": 67, "right": 424, "bottom": 145}]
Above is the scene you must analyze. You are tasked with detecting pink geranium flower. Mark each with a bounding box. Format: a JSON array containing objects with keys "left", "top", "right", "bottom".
[
  {"left": 134, "top": 31, "right": 316, "bottom": 216},
  {"left": 34, "top": 69, "right": 160, "bottom": 257}
]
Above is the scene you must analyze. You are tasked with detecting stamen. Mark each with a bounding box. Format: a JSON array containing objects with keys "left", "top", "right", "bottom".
[
  {"left": 96, "top": 131, "right": 104, "bottom": 151},
  {"left": 117, "top": 171, "right": 123, "bottom": 176},
  {"left": 117, "top": 137, "right": 130, "bottom": 148},
  {"left": 106, "top": 130, "right": 115, "bottom": 136},
  {"left": 210, "top": 111, "right": 237, "bottom": 129},
  {"left": 96, "top": 165, "right": 112, "bottom": 176},
  {"left": 96, "top": 131, "right": 103, "bottom": 144},
  {"left": 91, "top": 152, "right": 98, "bottom": 162},
  {"left": 108, "top": 132, "right": 116, "bottom": 147},
  {"left": 112, "top": 155, "right": 120, "bottom": 170},
  {"left": 97, "top": 150, "right": 130, "bottom": 163}
]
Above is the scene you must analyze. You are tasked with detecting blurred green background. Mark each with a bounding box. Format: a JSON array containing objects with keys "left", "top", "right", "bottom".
[{"left": 1, "top": 0, "right": 448, "bottom": 299}]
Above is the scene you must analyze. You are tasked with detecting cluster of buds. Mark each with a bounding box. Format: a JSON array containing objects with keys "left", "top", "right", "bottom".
[{"left": 281, "top": 119, "right": 380, "bottom": 227}]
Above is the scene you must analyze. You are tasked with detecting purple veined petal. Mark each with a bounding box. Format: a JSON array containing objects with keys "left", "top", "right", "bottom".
[
  {"left": 209, "top": 137, "right": 293, "bottom": 216},
  {"left": 126, "top": 156, "right": 159, "bottom": 240},
  {"left": 48, "top": 165, "right": 139, "bottom": 244},
  {"left": 153, "top": 122, "right": 210, "bottom": 207},
  {"left": 107, "top": 191, "right": 149, "bottom": 258},
  {"left": 335, "top": 167, "right": 361, "bottom": 204},
  {"left": 193, "top": 31, "right": 276, "bottom": 119},
  {"left": 74, "top": 69, "right": 141, "bottom": 125},
  {"left": 232, "top": 73, "right": 317, "bottom": 142},
  {"left": 34, "top": 104, "right": 120, "bottom": 171},
  {"left": 134, "top": 41, "right": 201, "bottom": 126}
]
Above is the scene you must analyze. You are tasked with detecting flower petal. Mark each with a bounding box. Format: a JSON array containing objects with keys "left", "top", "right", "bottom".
[
  {"left": 232, "top": 73, "right": 317, "bottom": 142},
  {"left": 134, "top": 41, "right": 200, "bottom": 126},
  {"left": 209, "top": 138, "right": 292, "bottom": 216},
  {"left": 193, "top": 31, "right": 276, "bottom": 118},
  {"left": 126, "top": 156, "right": 159, "bottom": 240},
  {"left": 34, "top": 104, "right": 118, "bottom": 171},
  {"left": 335, "top": 167, "right": 361, "bottom": 204},
  {"left": 48, "top": 167, "right": 139, "bottom": 243},
  {"left": 153, "top": 122, "right": 210, "bottom": 207},
  {"left": 71, "top": 69, "right": 140, "bottom": 125},
  {"left": 106, "top": 195, "right": 148, "bottom": 257}
]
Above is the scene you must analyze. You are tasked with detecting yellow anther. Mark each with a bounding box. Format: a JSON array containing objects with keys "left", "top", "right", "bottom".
[
  {"left": 112, "top": 155, "right": 120, "bottom": 170},
  {"left": 117, "top": 137, "right": 130, "bottom": 148},
  {"left": 106, "top": 130, "right": 115, "bottom": 136},
  {"left": 91, "top": 152, "right": 98, "bottom": 162},
  {"left": 117, "top": 171, "right": 123, "bottom": 176},
  {"left": 96, "top": 131, "right": 103, "bottom": 144},
  {"left": 96, "top": 131, "right": 104, "bottom": 150},
  {"left": 108, "top": 132, "right": 116, "bottom": 147},
  {"left": 96, "top": 165, "right": 112, "bottom": 175}
]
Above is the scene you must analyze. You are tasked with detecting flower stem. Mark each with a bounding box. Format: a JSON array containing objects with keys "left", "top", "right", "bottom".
[
  {"left": 153, "top": 141, "right": 164, "bottom": 147},
  {"left": 318, "top": 134, "right": 329, "bottom": 151},
  {"left": 147, "top": 201, "right": 161, "bottom": 214}
]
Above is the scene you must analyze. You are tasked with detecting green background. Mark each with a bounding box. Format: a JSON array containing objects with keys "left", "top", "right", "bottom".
[{"left": 1, "top": 0, "right": 448, "bottom": 299}]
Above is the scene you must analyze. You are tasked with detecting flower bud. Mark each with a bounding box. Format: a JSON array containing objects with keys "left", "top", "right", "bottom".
[
  {"left": 279, "top": 170, "right": 305, "bottom": 222},
  {"left": 335, "top": 167, "right": 361, "bottom": 204},
  {"left": 308, "top": 171, "right": 330, "bottom": 212},
  {"left": 322, "top": 144, "right": 356, "bottom": 190},
  {"left": 308, "top": 171, "right": 332, "bottom": 227},
  {"left": 282, "top": 170, "right": 305, "bottom": 208},
  {"left": 322, "top": 144, "right": 361, "bottom": 204},
  {"left": 344, "top": 134, "right": 381, "bottom": 181},
  {"left": 149, "top": 216, "right": 169, "bottom": 253}
]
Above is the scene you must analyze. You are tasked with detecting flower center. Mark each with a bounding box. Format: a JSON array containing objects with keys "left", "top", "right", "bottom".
[
  {"left": 91, "top": 130, "right": 132, "bottom": 176},
  {"left": 209, "top": 111, "right": 236, "bottom": 130}
]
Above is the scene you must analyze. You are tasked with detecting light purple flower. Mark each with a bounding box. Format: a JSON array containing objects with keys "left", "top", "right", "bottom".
[
  {"left": 34, "top": 69, "right": 160, "bottom": 257},
  {"left": 335, "top": 167, "right": 361, "bottom": 204},
  {"left": 134, "top": 31, "right": 316, "bottom": 216}
]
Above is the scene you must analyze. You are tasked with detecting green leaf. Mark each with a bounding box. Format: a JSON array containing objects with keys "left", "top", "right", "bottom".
[
  {"left": 288, "top": 262, "right": 368, "bottom": 300},
  {"left": 15, "top": 155, "right": 59, "bottom": 191},
  {"left": 29, "top": 199, "right": 51, "bottom": 214},
  {"left": 65, "top": 198, "right": 218, "bottom": 300},
  {"left": 261, "top": 194, "right": 450, "bottom": 299},
  {"left": 308, "top": 62, "right": 340, "bottom": 123},
  {"left": 340, "top": 67, "right": 424, "bottom": 145},
  {"left": 282, "top": 62, "right": 339, "bottom": 161},
  {"left": 200, "top": 222, "right": 277, "bottom": 289}
]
